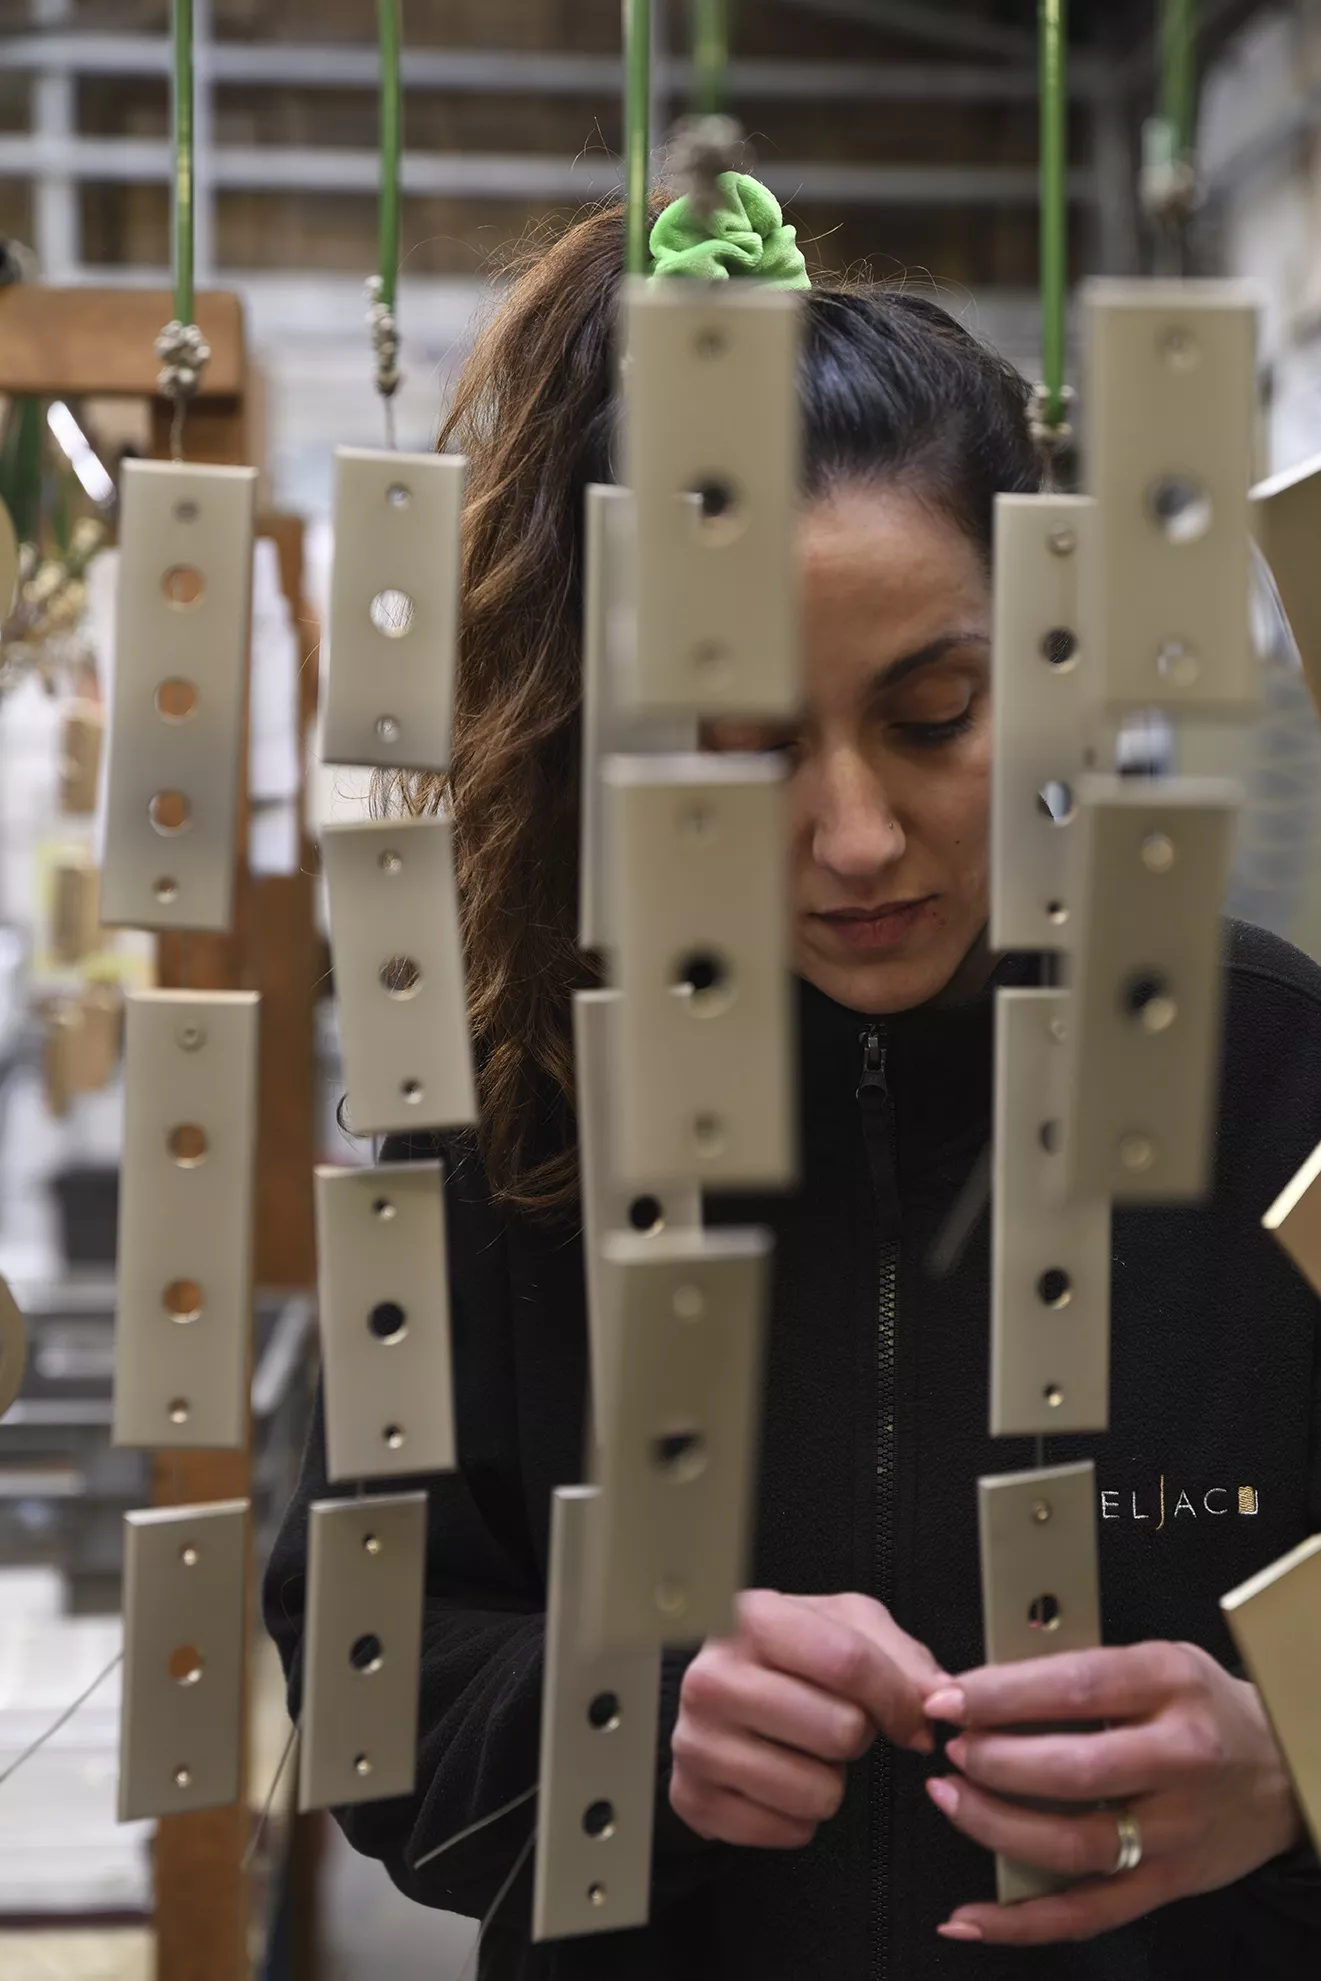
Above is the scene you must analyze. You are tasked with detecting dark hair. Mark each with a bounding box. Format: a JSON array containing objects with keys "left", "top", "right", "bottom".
[{"left": 382, "top": 202, "right": 1039, "bottom": 1218}]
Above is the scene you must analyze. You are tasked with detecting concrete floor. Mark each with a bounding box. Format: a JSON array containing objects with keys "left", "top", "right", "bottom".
[{"left": 321, "top": 1825, "right": 478, "bottom": 1981}]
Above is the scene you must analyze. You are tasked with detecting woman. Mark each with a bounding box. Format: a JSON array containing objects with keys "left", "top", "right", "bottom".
[{"left": 265, "top": 181, "right": 1321, "bottom": 1978}]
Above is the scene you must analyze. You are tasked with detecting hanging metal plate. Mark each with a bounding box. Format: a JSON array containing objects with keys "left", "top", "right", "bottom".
[
  {"left": 978, "top": 1461, "right": 1101, "bottom": 1904},
  {"left": 113, "top": 991, "right": 259, "bottom": 1451},
  {"left": 322, "top": 448, "right": 465, "bottom": 771},
  {"left": 1061, "top": 773, "right": 1237, "bottom": 1203},
  {"left": 298, "top": 1491, "right": 427, "bottom": 1812},
  {"left": 1082, "top": 280, "right": 1258, "bottom": 715},
  {"left": 1222, "top": 1535, "right": 1321, "bottom": 1857},
  {"left": 573, "top": 990, "right": 701, "bottom": 1444},
  {"left": 586, "top": 1227, "right": 770, "bottom": 1651},
  {"left": 315, "top": 1160, "right": 455, "bottom": 1483},
  {"left": 0, "top": 1275, "right": 27, "bottom": 1421},
  {"left": 991, "top": 990, "right": 1110, "bottom": 1436},
  {"left": 990, "top": 495, "right": 1096, "bottom": 951},
  {"left": 1252, "top": 453, "right": 1321, "bottom": 721},
  {"left": 320, "top": 815, "right": 476, "bottom": 1135},
  {"left": 578, "top": 485, "right": 695, "bottom": 953},
  {"left": 621, "top": 278, "right": 802, "bottom": 718},
  {"left": 102, "top": 459, "right": 256, "bottom": 932},
  {"left": 533, "top": 1487, "right": 661, "bottom": 1942},
  {"left": 603, "top": 753, "right": 795, "bottom": 1189},
  {"left": 118, "top": 1499, "right": 248, "bottom": 1821},
  {"left": 1262, "top": 1139, "right": 1321, "bottom": 1298}
]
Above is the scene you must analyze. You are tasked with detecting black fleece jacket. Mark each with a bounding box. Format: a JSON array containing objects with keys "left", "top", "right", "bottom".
[{"left": 264, "top": 919, "right": 1321, "bottom": 1981}]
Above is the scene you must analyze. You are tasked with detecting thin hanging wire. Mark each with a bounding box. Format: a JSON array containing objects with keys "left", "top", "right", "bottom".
[
  {"left": 455, "top": 1825, "right": 537, "bottom": 1981},
  {"left": 411, "top": 1782, "right": 539, "bottom": 1873},
  {"left": 624, "top": 0, "right": 654, "bottom": 276},
  {"left": 1030, "top": 0, "right": 1071, "bottom": 484},
  {"left": 368, "top": 0, "right": 404, "bottom": 447},
  {"left": 240, "top": 1718, "right": 301, "bottom": 1872},
  {"left": 0, "top": 1651, "right": 123, "bottom": 1790}
]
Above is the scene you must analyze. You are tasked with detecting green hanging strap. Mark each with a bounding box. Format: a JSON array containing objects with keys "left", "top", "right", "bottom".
[
  {"left": 691, "top": 0, "right": 728, "bottom": 116},
  {"left": 1160, "top": 0, "right": 1198, "bottom": 160},
  {"left": 1037, "top": 0, "right": 1068, "bottom": 440},
  {"left": 367, "top": 0, "right": 404, "bottom": 443},
  {"left": 624, "top": 0, "right": 653, "bottom": 277},
  {"left": 1141, "top": 0, "right": 1199, "bottom": 259},
  {"left": 156, "top": 0, "right": 211, "bottom": 456}
]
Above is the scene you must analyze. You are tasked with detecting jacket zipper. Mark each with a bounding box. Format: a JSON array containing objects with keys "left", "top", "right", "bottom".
[{"left": 857, "top": 1027, "right": 899, "bottom": 1981}]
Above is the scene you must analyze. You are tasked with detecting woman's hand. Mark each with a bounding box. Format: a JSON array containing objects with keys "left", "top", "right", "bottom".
[
  {"left": 669, "top": 1588, "right": 948, "bottom": 1850},
  {"left": 922, "top": 1641, "right": 1304, "bottom": 1946}
]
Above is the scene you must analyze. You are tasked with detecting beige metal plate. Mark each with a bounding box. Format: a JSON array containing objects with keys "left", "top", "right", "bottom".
[
  {"left": 299, "top": 1492, "right": 427, "bottom": 1812},
  {"left": 1262, "top": 1139, "right": 1321, "bottom": 1297},
  {"left": 572, "top": 990, "right": 701, "bottom": 1443},
  {"left": 113, "top": 991, "right": 259, "bottom": 1451},
  {"left": 603, "top": 754, "right": 795, "bottom": 1189},
  {"left": 118, "top": 1499, "right": 248, "bottom": 1822},
  {"left": 587, "top": 1227, "right": 770, "bottom": 1650},
  {"left": 621, "top": 278, "right": 802, "bottom": 718},
  {"left": 315, "top": 1160, "right": 456, "bottom": 1483},
  {"left": 102, "top": 459, "right": 256, "bottom": 932},
  {"left": 1062, "top": 773, "right": 1237, "bottom": 1203},
  {"left": 991, "top": 991, "right": 1110, "bottom": 1436},
  {"left": 0, "top": 1275, "right": 27, "bottom": 1421},
  {"left": 322, "top": 448, "right": 465, "bottom": 771},
  {"left": 578, "top": 485, "right": 695, "bottom": 953},
  {"left": 1222, "top": 1534, "right": 1321, "bottom": 1856},
  {"left": 990, "top": 495, "right": 1095, "bottom": 951},
  {"left": 978, "top": 1462, "right": 1101, "bottom": 1904},
  {"left": 1083, "top": 280, "right": 1258, "bottom": 715},
  {"left": 1252, "top": 454, "right": 1321, "bottom": 722},
  {"left": 320, "top": 815, "right": 476, "bottom": 1134},
  {"left": 533, "top": 1488, "right": 661, "bottom": 1942}
]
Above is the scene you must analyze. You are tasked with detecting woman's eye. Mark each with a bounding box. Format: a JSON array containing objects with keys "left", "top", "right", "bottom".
[{"left": 892, "top": 707, "right": 975, "bottom": 747}]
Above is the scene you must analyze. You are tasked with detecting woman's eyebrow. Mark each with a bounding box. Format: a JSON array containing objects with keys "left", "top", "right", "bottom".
[{"left": 868, "top": 630, "right": 991, "bottom": 696}]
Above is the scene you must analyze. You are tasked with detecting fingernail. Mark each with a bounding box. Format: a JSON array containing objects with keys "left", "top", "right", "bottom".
[
  {"left": 926, "top": 1776, "right": 959, "bottom": 1817},
  {"left": 937, "top": 1922, "right": 983, "bottom": 1943},
  {"left": 925, "top": 1686, "right": 967, "bottom": 1723},
  {"left": 946, "top": 1736, "right": 968, "bottom": 1771},
  {"left": 911, "top": 1725, "right": 935, "bottom": 1755}
]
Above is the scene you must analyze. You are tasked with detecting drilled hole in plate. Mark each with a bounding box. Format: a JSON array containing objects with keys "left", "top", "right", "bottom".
[
  {"left": 370, "top": 588, "right": 415, "bottom": 638},
  {"left": 687, "top": 477, "right": 746, "bottom": 547},
  {"left": 1147, "top": 475, "right": 1213, "bottom": 546},
  {"left": 672, "top": 950, "right": 734, "bottom": 1018},
  {"left": 149, "top": 789, "right": 192, "bottom": 836},
  {"left": 179, "top": 1543, "right": 199, "bottom": 1566},
  {"left": 349, "top": 1633, "right": 383, "bottom": 1675},
  {"left": 587, "top": 1883, "right": 607, "bottom": 1908},
  {"left": 155, "top": 677, "right": 198, "bottom": 722},
  {"left": 1038, "top": 1119, "right": 1062, "bottom": 1155},
  {"left": 174, "top": 1766, "right": 192, "bottom": 1788},
  {"left": 383, "top": 1423, "right": 405, "bottom": 1450},
  {"left": 1039, "top": 627, "right": 1078, "bottom": 669},
  {"left": 378, "top": 848, "right": 403, "bottom": 875},
  {"left": 1043, "top": 1384, "right": 1065, "bottom": 1409},
  {"left": 168, "top": 1123, "right": 208, "bottom": 1167},
  {"left": 173, "top": 500, "right": 199, "bottom": 524},
  {"left": 1123, "top": 971, "right": 1178, "bottom": 1034},
  {"left": 650, "top": 1429, "right": 707, "bottom": 1484},
  {"left": 367, "top": 1300, "right": 407, "bottom": 1344},
  {"left": 354, "top": 1754, "right": 373, "bottom": 1776},
  {"left": 379, "top": 955, "right": 422, "bottom": 999},
  {"left": 1036, "top": 1268, "right": 1072, "bottom": 1310},
  {"left": 375, "top": 714, "right": 401, "bottom": 743},
  {"left": 372, "top": 1197, "right": 397, "bottom": 1221},
  {"left": 161, "top": 565, "right": 205, "bottom": 609},
  {"left": 154, "top": 877, "right": 179, "bottom": 903},
  {"left": 168, "top": 1643, "right": 204, "bottom": 1686},
  {"left": 672, "top": 1282, "right": 704, "bottom": 1321},
  {"left": 163, "top": 1278, "right": 203, "bottom": 1324},
  {"left": 385, "top": 483, "right": 411, "bottom": 509},
  {"left": 1046, "top": 900, "right": 1068, "bottom": 926},
  {"left": 627, "top": 1194, "right": 664, "bottom": 1235},
  {"left": 363, "top": 1533, "right": 382, "bottom": 1555},
  {"left": 582, "top": 1800, "right": 616, "bottom": 1840},
  {"left": 692, "top": 326, "right": 727, "bottom": 359},
  {"left": 588, "top": 1691, "right": 621, "bottom": 1732},
  {"left": 692, "top": 1112, "right": 725, "bottom": 1158},
  {"left": 1028, "top": 1593, "right": 1062, "bottom": 1632},
  {"left": 167, "top": 1397, "right": 190, "bottom": 1425},
  {"left": 1036, "top": 780, "right": 1075, "bottom": 826},
  {"left": 400, "top": 1079, "right": 423, "bottom": 1106}
]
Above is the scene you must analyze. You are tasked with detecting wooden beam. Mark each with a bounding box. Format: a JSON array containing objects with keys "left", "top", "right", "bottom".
[{"left": 0, "top": 287, "right": 244, "bottom": 399}]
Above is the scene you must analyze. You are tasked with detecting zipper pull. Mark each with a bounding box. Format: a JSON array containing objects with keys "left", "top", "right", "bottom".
[{"left": 857, "top": 1026, "right": 888, "bottom": 1101}]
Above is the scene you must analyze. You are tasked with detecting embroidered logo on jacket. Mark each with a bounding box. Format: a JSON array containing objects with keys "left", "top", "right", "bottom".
[{"left": 1098, "top": 1478, "right": 1258, "bottom": 1531}]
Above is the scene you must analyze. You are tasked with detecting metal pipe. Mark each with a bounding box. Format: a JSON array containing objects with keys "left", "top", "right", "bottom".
[
  {"left": 377, "top": 0, "right": 402, "bottom": 312},
  {"left": 691, "top": 0, "right": 728, "bottom": 115},
  {"left": 624, "top": 0, "right": 653, "bottom": 275},
  {"left": 171, "top": 0, "right": 194, "bottom": 324}
]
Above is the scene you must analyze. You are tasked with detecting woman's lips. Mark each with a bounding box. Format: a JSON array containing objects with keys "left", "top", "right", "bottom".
[{"left": 812, "top": 898, "right": 936, "bottom": 951}]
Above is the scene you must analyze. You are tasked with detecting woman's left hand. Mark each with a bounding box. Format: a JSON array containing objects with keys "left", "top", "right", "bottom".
[{"left": 921, "top": 1642, "right": 1304, "bottom": 1946}]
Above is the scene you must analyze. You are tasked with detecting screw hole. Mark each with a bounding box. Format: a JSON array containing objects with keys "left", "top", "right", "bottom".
[
  {"left": 167, "top": 1644, "right": 203, "bottom": 1686},
  {"left": 1028, "top": 1593, "right": 1062, "bottom": 1631},
  {"left": 1147, "top": 475, "right": 1213, "bottom": 545},
  {"left": 379, "top": 955, "right": 422, "bottom": 1000},
  {"left": 168, "top": 1123, "right": 208, "bottom": 1167},
  {"left": 1039, "top": 627, "right": 1078, "bottom": 669},
  {"left": 588, "top": 1691, "right": 621, "bottom": 1732},
  {"left": 368, "top": 1300, "right": 407, "bottom": 1344},
  {"left": 149, "top": 789, "right": 192, "bottom": 836},
  {"left": 369, "top": 588, "right": 415, "bottom": 638},
  {"left": 583, "top": 1800, "right": 616, "bottom": 1840},
  {"left": 349, "top": 1633, "right": 383, "bottom": 1674},
  {"left": 1036, "top": 780, "right": 1075, "bottom": 826},
  {"left": 155, "top": 677, "right": 198, "bottom": 722},
  {"left": 650, "top": 1429, "right": 707, "bottom": 1484},
  {"left": 628, "top": 1195, "right": 664, "bottom": 1235},
  {"left": 163, "top": 1278, "right": 203, "bottom": 1324},
  {"left": 1037, "top": 1268, "right": 1072, "bottom": 1310},
  {"left": 161, "top": 565, "right": 205, "bottom": 609}
]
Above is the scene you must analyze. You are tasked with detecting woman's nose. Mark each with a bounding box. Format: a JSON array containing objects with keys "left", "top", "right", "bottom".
[{"left": 809, "top": 756, "right": 905, "bottom": 880}]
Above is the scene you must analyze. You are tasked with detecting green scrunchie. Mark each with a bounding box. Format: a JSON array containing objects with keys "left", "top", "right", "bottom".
[{"left": 647, "top": 172, "right": 811, "bottom": 290}]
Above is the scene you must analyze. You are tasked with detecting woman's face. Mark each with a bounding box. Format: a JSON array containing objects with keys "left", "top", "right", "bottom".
[{"left": 708, "top": 482, "right": 992, "bottom": 1016}]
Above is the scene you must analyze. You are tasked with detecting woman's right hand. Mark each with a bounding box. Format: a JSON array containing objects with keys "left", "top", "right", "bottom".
[{"left": 668, "top": 1589, "right": 949, "bottom": 1850}]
